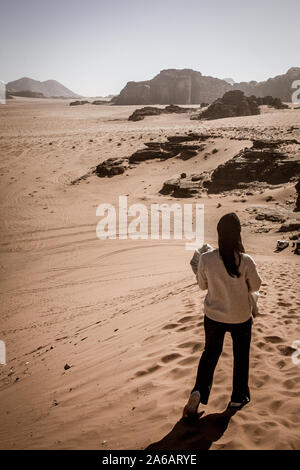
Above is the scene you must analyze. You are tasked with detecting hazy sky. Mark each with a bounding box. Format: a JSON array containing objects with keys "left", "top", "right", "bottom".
[{"left": 0, "top": 0, "right": 299, "bottom": 96}]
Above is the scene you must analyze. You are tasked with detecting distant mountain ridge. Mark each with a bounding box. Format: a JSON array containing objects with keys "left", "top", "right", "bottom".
[
  {"left": 6, "top": 77, "right": 81, "bottom": 98},
  {"left": 113, "top": 67, "right": 300, "bottom": 105}
]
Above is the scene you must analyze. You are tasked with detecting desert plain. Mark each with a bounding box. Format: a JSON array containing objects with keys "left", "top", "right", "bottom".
[{"left": 0, "top": 98, "right": 299, "bottom": 450}]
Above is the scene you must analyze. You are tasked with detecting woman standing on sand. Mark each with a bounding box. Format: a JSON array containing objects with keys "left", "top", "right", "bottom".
[{"left": 183, "top": 213, "right": 262, "bottom": 417}]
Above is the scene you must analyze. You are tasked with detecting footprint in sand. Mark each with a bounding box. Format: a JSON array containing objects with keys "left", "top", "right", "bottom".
[
  {"left": 161, "top": 353, "right": 182, "bottom": 363},
  {"left": 283, "top": 377, "right": 300, "bottom": 389},
  {"left": 178, "top": 356, "right": 196, "bottom": 366},
  {"left": 270, "top": 400, "right": 283, "bottom": 412},
  {"left": 177, "top": 325, "right": 193, "bottom": 332},
  {"left": 277, "top": 359, "right": 287, "bottom": 369},
  {"left": 169, "top": 367, "right": 191, "bottom": 379},
  {"left": 177, "top": 341, "right": 202, "bottom": 353},
  {"left": 178, "top": 341, "right": 198, "bottom": 349},
  {"left": 178, "top": 316, "right": 196, "bottom": 324},
  {"left": 278, "top": 301, "right": 292, "bottom": 307},
  {"left": 135, "top": 364, "right": 161, "bottom": 377},
  {"left": 162, "top": 323, "right": 178, "bottom": 330},
  {"left": 264, "top": 336, "right": 283, "bottom": 344}
]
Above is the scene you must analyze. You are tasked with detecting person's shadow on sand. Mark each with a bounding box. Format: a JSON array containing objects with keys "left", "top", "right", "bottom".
[{"left": 146, "top": 406, "right": 238, "bottom": 451}]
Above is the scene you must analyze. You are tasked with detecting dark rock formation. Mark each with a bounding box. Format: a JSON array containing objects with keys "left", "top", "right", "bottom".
[
  {"left": 70, "top": 100, "right": 89, "bottom": 106},
  {"left": 128, "top": 133, "right": 210, "bottom": 163},
  {"left": 252, "top": 138, "right": 299, "bottom": 148},
  {"left": 166, "top": 133, "right": 211, "bottom": 143},
  {"left": 232, "top": 67, "right": 300, "bottom": 102},
  {"left": 251, "top": 96, "right": 288, "bottom": 109},
  {"left": 159, "top": 173, "right": 210, "bottom": 198},
  {"left": 129, "top": 148, "right": 172, "bottom": 163},
  {"left": 128, "top": 104, "right": 195, "bottom": 121},
  {"left": 128, "top": 107, "right": 163, "bottom": 121},
  {"left": 199, "top": 90, "right": 260, "bottom": 120},
  {"left": 95, "top": 133, "right": 210, "bottom": 178},
  {"left": 92, "top": 100, "right": 109, "bottom": 105},
  {"left": 94, "top": 157, "right": 129, "bottom": 177},
  {"left": 205, "top": 140, "right": 300, "bottom": 193},
  {"left": 113, "top": 69, "right": 231, "bottom": 105},
  {"left": 295, "top": 179, "right": 300, "bottom": 212},
  {"left": 279, "top": 220, "right": 300, "bottom": 232},
  {"left": 255, "top": 207, "right": 288, "bottom": 223},
  {"left": 5, "top": 90, "right": 45, "bottom": 98},
  {"left": 112, "top": 67, "right": 300, "bottom": 105}
]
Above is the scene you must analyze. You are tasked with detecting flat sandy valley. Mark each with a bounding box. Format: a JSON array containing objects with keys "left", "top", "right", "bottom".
[{"left": 0, "top": 98, "right": 299, "bottom": 450}]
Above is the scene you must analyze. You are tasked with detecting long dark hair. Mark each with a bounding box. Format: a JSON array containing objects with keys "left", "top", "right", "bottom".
[{"left": 217, "top": 213, "right": 245, "bottom": 278}]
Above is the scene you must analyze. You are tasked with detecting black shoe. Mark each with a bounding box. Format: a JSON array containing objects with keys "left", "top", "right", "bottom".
[
  {"left": 228, "top": 397, "right": 250, "bottom": 410},
  {"left": 182, "top": 391, "right": 201, "bottom": 418}
]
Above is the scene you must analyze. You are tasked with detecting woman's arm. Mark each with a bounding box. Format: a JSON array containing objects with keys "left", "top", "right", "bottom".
[
  {"left": 246, "top": 257, "right": 262, "bottom": 293},
  {"left": 197, "top": 255, "right": 208, "bottom": 290}
]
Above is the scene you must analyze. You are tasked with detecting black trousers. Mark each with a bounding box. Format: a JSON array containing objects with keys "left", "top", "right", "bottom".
[{"left": 192, "top": 315, "right": 252, "bottom": 404}]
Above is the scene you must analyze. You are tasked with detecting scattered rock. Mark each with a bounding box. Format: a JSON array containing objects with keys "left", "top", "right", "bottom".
[
  {"left": 70, "top": 100, "right": 89, "bottom": 106},
  {"left": 92, "top": 100, "right": 108, "bottom": 105},
  {"left": 278, "top": 220, "right": 300, "bottom": 232},
  {"left": 205, "top": 140, "right": 300, "bottom": 193},
  {"left": 95, "top": 157, "right": 129, "bottom": 177},
  {"left": 160, "top": 173, "right": 209, "bottom": 198},
  {"left": 198, "top": 90, "right": 260, "bottom": 120},
  {"left": 128, "top": 104, "right": 194, "bottom": 121},
  {"left": 64, "top": 363, "right": 71, "bottom": 370},
  {"left": 129, "top": 148, "right": 171, "bottom": 163},
  {"left": 294, "top": 179, "right": 300, "bottom": 212},
  {"left": 289, "top": 232, "right": 300, "bottom": 240},
  {"left": 255, "top": 207, "right": 288, "bottom": 223},
  {"left": 252, "top": 96, "right": 288, "bottom": 109}
]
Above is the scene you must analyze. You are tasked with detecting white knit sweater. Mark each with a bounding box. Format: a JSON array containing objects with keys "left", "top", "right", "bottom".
[{"left": 197, "top": 249, "right": 262, "bottom": 324}]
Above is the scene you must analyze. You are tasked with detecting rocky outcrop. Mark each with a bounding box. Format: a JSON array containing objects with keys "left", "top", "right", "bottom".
[
  {"left": 5, "top": 90, "right": 45, "bottom": 98},
  {"left": 128, "top": 135, "right": 206, "bottom": 163},
  {"left": 129, "top": 148, "right": 172, "bottom": 162},
  {"left": 159, "top": 173, "right": 209, "bottom": 198},
  {"left": 70, "top": 100, "right": 89, "bottom": 106},
  {"left": 95, "top": 133, "right": 210, "bottom": 178},
  {"left": 205, "top": 140, "right": 300, "bottom": 193},
  {"left": 113, "top": 69, "right": 231, "bottom": 105},
  {"left": 128, "top": 104, "right": 194, "bottom": 121},
  {"left": 112, "top": 67, "right": 300, "bottom": 105},
  {"left": 199, "top": 90, "right": 260, "bottom": 120},
  {"left": 295, "top": 180, "right": 300, "bottom": 212},
  {"left": 279, "top": 220, "right": 300, "bottom": 232},
  {"left": 255, "top": 206, "right": 289, "bottom": 223},
  {"left": 92, "top": 100, "right": 109, "bottom": 105},
  {"left": 232, "top": 67, "right": 300, "bottom": 102},
  {"left": 128, "top": 107, "right": 163, "bottom": 121},
  {"left": 94, "top": 157, "right": 129, "bottom": 177},
  {"left": 252, "top": 96, "right": 288, "bottom": 109}
]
